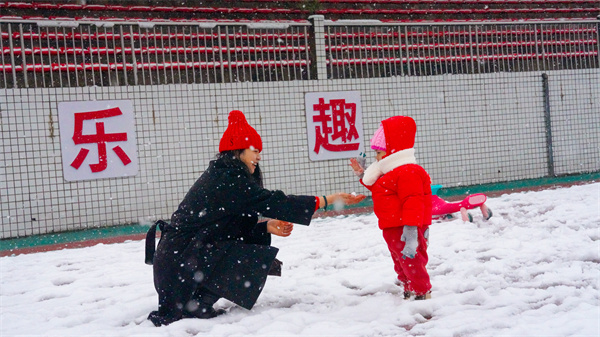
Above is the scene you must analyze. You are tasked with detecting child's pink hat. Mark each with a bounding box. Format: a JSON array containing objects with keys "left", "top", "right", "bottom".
[{"left": 370, "top": 124, "right": 386, "bottom": 151}]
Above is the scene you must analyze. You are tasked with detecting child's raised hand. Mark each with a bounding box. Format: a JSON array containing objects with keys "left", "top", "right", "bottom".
[{"left": 349, "top": 158, "right": 365, "bottom": 177}]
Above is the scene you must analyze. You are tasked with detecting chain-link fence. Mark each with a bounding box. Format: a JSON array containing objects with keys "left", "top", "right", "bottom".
[{"left": 1, "top": 17, "right": 598, "bottom": 238}]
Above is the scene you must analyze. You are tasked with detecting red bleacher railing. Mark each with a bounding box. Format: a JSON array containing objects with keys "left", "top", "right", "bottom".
[
  {"left": 0, "top": 31, "right": 309, "bottom": 42},
  {"left": 324, "top": 27, "right": 599, "bottom": 39},
  {"left": 1, "top": 15, "right": 596, "bottom": 25},
  {"left": 3, "top": 25, "right": 595, "bottom": 42},
  {"left": 317, "top": 8, "right": 598, "bottom": 15},
  {"left": 0, "top": 59, "right": 310, "bottom": 73},
  {"left": 2, "top": 45, "right": 308, "bottom": 57},
  {"left": 325, "top": 38, "right": 598, "bottom": 53},
  {"left": 327, "top": 51, "right": 598, "bottom": 67}
]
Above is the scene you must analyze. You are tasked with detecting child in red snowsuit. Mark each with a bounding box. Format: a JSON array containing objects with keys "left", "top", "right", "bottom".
[
  {"left": 352, "top": 133, "right": 493, "bottom": 224},
  {"left": 355, "top": 116, "right": 432, "bottom": 299}
]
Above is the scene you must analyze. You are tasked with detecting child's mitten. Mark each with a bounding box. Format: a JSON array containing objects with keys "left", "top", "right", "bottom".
[{"left": 401, "top": 226, "right": 418, "bottom": 259}]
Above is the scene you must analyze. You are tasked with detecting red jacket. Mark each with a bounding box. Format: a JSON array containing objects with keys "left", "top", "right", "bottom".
[{"left": 360, "top": 116, "right": 432, "bottom": 230}]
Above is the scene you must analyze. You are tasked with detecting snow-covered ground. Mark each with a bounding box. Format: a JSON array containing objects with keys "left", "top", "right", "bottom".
[{"left": 1, "top": 183, "right": 599, "bottom": 337}]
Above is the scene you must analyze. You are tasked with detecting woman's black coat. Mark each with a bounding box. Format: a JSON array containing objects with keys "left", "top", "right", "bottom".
[{"left": 145, "top": 156, "right": 316, "bottom": 324}]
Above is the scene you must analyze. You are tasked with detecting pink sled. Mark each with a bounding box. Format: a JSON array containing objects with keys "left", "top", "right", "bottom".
[{"left": 430, "top": 185, "right": 493, "bottom": 222}]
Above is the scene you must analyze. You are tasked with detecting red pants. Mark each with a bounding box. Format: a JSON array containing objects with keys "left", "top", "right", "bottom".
[{"left": 382, "top": 226, "right": 431, "bottom": 295}]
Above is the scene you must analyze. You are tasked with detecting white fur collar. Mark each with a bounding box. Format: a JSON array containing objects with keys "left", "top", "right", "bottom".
[
  {"left": 362, "top": 149, "right": 416, "bottom": 186},
  {"left": 361, "top": 161, "right": 383, "bottom": 186}
]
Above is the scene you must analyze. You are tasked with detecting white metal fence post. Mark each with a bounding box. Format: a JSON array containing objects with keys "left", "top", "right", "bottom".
[{"left": 308, "top": 15, "right": 327, "bottom": 80}]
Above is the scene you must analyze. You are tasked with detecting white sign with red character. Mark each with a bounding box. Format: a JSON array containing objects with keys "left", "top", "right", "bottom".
[
  {"left": 58, "top": 100, "right": 138, "bottom": 181},
  {"left": 305, "top": 91, "right": 364, "bottom": 161}
]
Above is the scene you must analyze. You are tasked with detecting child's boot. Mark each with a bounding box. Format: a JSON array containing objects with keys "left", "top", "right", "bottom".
[
  {"left": 414, "top": 292, "right": 432, "bottom": 300},
  {"left": 395, "top": 279, "right": 412, "bottom": 299}
]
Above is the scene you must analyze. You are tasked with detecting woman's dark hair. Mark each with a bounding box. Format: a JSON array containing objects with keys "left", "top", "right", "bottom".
[{"left": 217, "top": 150, "right": 263, "bottom": 187}]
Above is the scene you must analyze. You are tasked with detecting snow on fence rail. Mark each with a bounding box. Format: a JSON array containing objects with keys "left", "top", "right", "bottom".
[{"left": 244, "top": 0, "right": 600, "bottom": 3}]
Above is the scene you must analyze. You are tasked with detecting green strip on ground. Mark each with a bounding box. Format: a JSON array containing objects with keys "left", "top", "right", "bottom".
[
  {"left": 1, "top": 172, "right": 598, "bottom": 252},
  {"left": 0, "top": 223, "right": 150, "bottom": 252},
  {"left": 436, "top": 172, "right": 599, "bottom": 198}
]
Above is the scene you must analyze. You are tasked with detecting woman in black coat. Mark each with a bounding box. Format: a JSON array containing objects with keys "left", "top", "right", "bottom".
[{"left": 145, "top": 110, "right": 364, "bottom": 326}]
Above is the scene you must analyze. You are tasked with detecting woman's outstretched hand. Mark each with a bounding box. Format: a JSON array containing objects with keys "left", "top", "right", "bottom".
[
  {"left": 267, "top": 219, "right": 294, "bottom": 237},
  {"left": 328, "top": 192, "right": 367, "bottom": 207}
]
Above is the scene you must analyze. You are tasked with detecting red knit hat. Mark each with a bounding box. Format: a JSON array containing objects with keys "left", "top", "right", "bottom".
[{"left": 219, "top": 110, "right": 263, "bottom": 153}]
